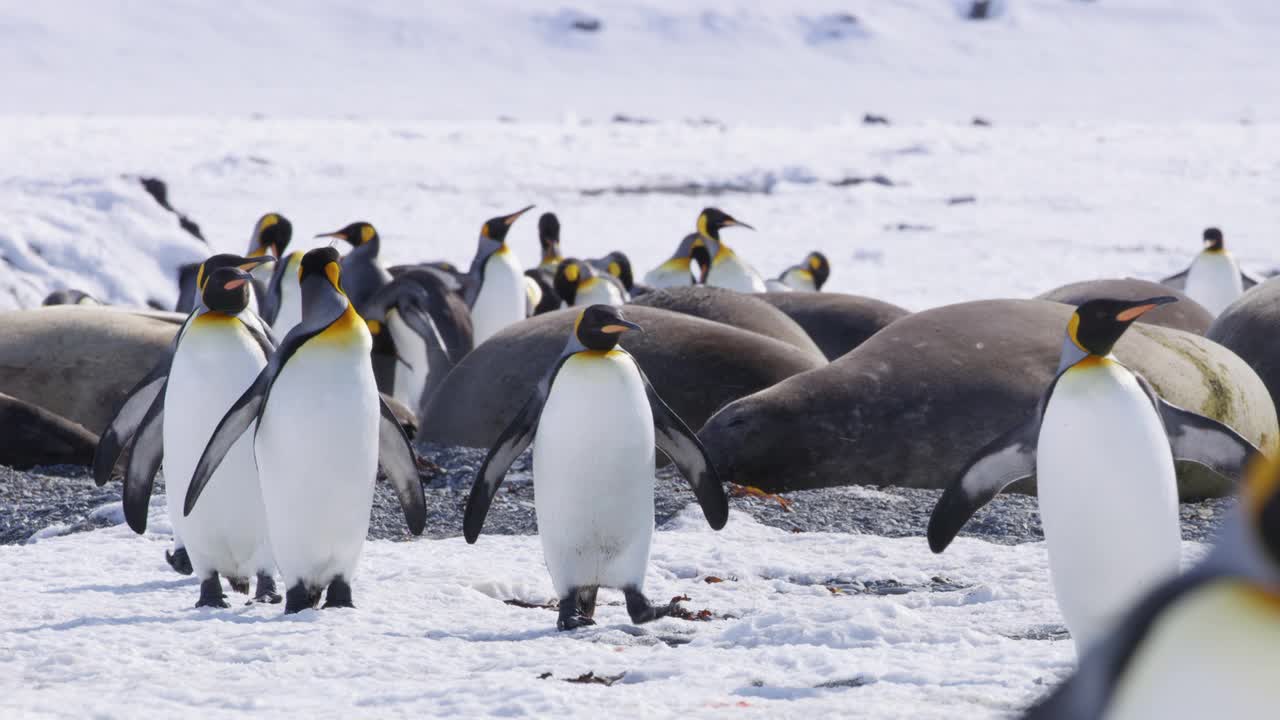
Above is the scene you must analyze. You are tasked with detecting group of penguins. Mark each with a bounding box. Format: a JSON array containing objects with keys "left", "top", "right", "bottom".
[{"left": 79, "top": 204, "right": 1278, "bottom": 718}]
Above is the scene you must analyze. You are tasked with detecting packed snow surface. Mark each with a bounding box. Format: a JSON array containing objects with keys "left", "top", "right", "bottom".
[{"left": 0, "top": 505, "right": 1210, "bottom": 718}]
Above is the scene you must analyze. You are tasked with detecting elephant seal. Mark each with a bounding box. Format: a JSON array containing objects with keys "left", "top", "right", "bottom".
[
  {"left": 0, "top": 307, "right": 176, "bottom": 434},
  {"left": 628, "top": 286, "right": 826, "bottom": 361},
  {"left": 420, "top": 306, "right": 825, "bottom": 449},
  {"left": 700, "top": 299, "right": 1275, "bottom": 499},
  {"left": 1208, "top": 276, "right": 1280, "bottom": 413},
  {"left": 1037, "top": 278, "right": 1213, "bottom": 335},
  {"left": 755, "top": 291, "right": 909, "bottom": 360},
  {"left": 0, "top": 393, "right": 98, "bottom": 469}
]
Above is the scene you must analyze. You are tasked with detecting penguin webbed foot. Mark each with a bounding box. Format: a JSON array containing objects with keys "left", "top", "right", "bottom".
[
  {"left": 227, "top": 576, "right": 250, "bottom": 595},
  {"left": 284, "top": 582, "right": 323, "bottom": 614},
  {"left": 322, "top": 577, "right": 355, "bottom": 609},
  {"left": 623, "top": 586, "right": 674, "bottom": 625},
  {"left": 252, "top": 573, "right": 282, "bottom": 605},
  {"left": 165, "top": 547, "right": 193, "bottom": 575},
  {"left": 195, "top": 574, "right": 230, "bottom": 609},
  {"left": 557, "top": 586, "right": 598, "bottom": 631}
]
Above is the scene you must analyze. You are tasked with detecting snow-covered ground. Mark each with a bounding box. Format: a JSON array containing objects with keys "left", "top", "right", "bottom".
[{"left": 0, "top": 501, "right": 1210, "bottom": 718}]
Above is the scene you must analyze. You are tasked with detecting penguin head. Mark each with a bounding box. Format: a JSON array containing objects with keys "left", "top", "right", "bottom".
[
  {"left": 537, "top": 212, "right": 562, "bottom": 263},
  {"left": 554, "top": 258, "right": 590, "bottom": 305},
  {"left": 696, "top": 207, "right": 753, "bottom": 242},
  {"left": 201, "top": 267, "right": 254, "bottom": 315},
  {"left": 316, "top": 222, "right": 378, "bottom": 248},
  {"left": 1203, "top": 227, "right": 1225, "bottom": 252},
  {"left": 598, "top": 251, "right": 634, "bottom": 291},
  {"left": 249, "top": 213, "right": 293, "bottom": 258},
  {"left": 299, "top": 246, "right": 343, "bottom": 287},
  {"left": 195, "top": 253, "right": 273, "bottom": 294},
  {"left": 806, "top": 251, "right": 831, "bottom": 290},
  {"left": 1067, "top": 296, "right": 1178, "bottom": 356},
  {"left": 480, "top": 205, "right": 535, "bottom": 245},
  {"left": 575, "top": 304, "right": 642, "bottom": 351}
]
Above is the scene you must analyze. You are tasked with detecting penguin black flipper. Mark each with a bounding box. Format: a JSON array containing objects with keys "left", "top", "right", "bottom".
[
  {"left": 239, "top": 313, "right": 279, "bottom": 357},
  {"left": 1023, "top": 567, "right": 1221, "bottom": 719},
  {"left": 122, "top": 387, "right": 166, "bottom": 534},
  {"left": 927, "top": 403, "right": 1047, "bottom": 553},
  {"left": 1158, "top": 267, "right": 1189, "bottom": 290},
  {"left": 1240, "top": 268, "right": 1263, "bottom": 290},
  {"left": 635, "top": 360, "right": 728, "bottom": 530},
  {"left": 377, "top": 397, "right": 427, "bottom": 535},
  {"left": 175, "top": 262, "right": 200, "bottom": 313},
  {"left": 1136, "top": 376, "right": 1259, "bottom": 483},
  {"left": 259, "top": 255, "right": 291, "bottom": 325},
  {"left": 463, "top": 360, "right": 567, "bottom": 543}
]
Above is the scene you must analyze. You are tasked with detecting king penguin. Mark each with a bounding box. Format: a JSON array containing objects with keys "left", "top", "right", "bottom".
[
  {"left": 523, "top": 212, "right": 565, "bottom": 315},
  {"left": 464, "top": 206, "right": 534, "bottom": 344},
  {"left": 691, "top": 207, "right": 766, "bottom": 293},
  {"left": 927, "top": 296, "right": 1259, "bottom": 655},
  {"left": 173, "top": 213, "right": 291, "bottom": 314},
  {"left": 464, "top": 304, "right": 729, "bottom": 631},
  {"left": 643, "top": 233, "right": 711, "bottom": 289},
  {"left": 553, "top": 258, "right": 629, "bottom": 307},
  {"left": 1161, "top": 227, "right": 1260, "bottom": 316},
  {"left": 184, "top": 247, "right": 427, "bottom": 613},
  {"left": 261, "top": 249, "right": 305, "bottom": 335},
  {"left": 1024, "top": 455, "right": 1280, "bottom": 719},
  {"left": 766, "top": 251, "right": 830, "bottom": 292},
  {"left": 315, "top": 221, "right": 393, "bottom": 312}
]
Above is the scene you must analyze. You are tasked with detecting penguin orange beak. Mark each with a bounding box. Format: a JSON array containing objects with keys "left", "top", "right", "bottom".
[
  {"left": 502, "top": 205, "right": 535, "bottom": 226},
  {"left": 1116, "top": 296, "right": 1178, "bottom": 322},
  {"left": 223, "top": 278, "right": 248, "bottom": 291},
  {"left": 233, "top": 255, "right": 273, "bottom": 271},
  {"left": 723, "top": 217, "right": 755, "bottom": 231},
  {"left": 601, "top": 319, "right": 643, "bottom": 335},
  {"left": 315, "top": 230, "right": 347, "bottom": 241}
]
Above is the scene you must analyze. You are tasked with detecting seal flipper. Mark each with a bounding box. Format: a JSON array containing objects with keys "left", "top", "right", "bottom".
[
  {"left": 463, "top": 358, "right": 567, "bottom": 543},
  {"left": 1159, "top": 266, "right": 1190, "bottom": 290},
  {"left": 1136, "top": 376, "right": 1259, "bottom": 483},
  {"left": 928, "top": 411, "right": 1041, "bottom": 553},
  {"left": 635, "top": 360, "right": 728, "bottom": 530},
  {"left": 377, "top": 396, "right": 427, "bottom": 535},
  {"left": 122, "top": 386, "right": 166, "bottom": 534}
]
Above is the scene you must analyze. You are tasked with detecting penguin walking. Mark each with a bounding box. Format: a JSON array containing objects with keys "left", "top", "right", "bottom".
[
  {"left": 766, "top": 251, "right": 831, "bottom": 292},
  {"left": 1161, "top": 227, "right": 1260, "bottom": 316},
  {"left": 927, "top": 297, "right": 1258, "bottom": 655},
  {"left": 553, "top": 258, "right": 629, "bottom": 307},
  {"left": 464, "top": 206, "right": 534, "bottom": 344},
  {"left": 1024, "top": 456, "right": 1280, "bottom": 719},
  {"left": 643, "top": 233, "right": 711, "bottom": 289},
  {"left": 184, "top": 247, "right": 426, "bottom": 613},
  {"left": 464, "top": 305, "right": 729, "bottom": 631}
]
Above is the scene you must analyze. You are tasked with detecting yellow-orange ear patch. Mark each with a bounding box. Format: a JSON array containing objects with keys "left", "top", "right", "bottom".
[
  {"left": 360, "top": 225, "right": 375, "bottom": 244},
  {"left": 1067, "top": 313, "right": 1087, "bottom": 352},
  {"left": 696, "top": 213, "right": 709, "bottom": 239},
  {"left": 608, "top": 261, "right": 621, "bottom": 277},
  {"left": 564, "top": 264, "right": 580, "bottom": 283},
  {"left": 324, "top": 261, "right": 343, "bottom": 292}
]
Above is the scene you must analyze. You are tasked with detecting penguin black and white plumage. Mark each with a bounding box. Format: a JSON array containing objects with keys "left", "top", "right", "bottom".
[
  {"left": 534, "top": 212, "right": 563, "bottom": 274},
  {"left": 765, "top": 251, "right": 830, "bottom": 292},
  {"left": 553, "top": 258, "right": 629, "bottom": 307},
  {"left": 464, "top": 304, "right": 729, "bottom": 631},
  {"left": 261, "top": 250, "right": 305, "bottom": 334},
  {"left": 692, "top": 208, "right": 765, "bottom": 293},
  {"left": 643, "top": 233, "right": 710, "bottom": 289},
  {"left": 173, "top": 213, "right": 291, "bottom": 315},
  {"left": 184, "top": 247, "right": 426, "bottom": 614},
  {"left": 588, "top": 251, "right": 648, "bottom": 297},
  {"left": 1161, "top": 227, "right": 1261, "bottom": 316},
  {"left": 927, "top": 296, "right": 1259, "bottom": 655},
  {"left": 1024, "top": 456, "right": 1280, "bottom": 719},
  {"left": 315, "top": 221, "right": 393, "bottom": 313},
  {"left": 463, "top": 206, "right": 534, "bottom": 344}
]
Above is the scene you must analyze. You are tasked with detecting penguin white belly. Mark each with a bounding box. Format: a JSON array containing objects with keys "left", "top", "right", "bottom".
[
  {"left": 1184, "top": 252, "right": 1243, "bottom": 317},
  {"left": 764, "top": 279, "right": 793, "bottom": 293},
  {"left": 1103, "top": 582, "right": 1280, "bottom": 720},
  {"left": 533, "top": 352, "right": 656, "bottom": 597},
  {"left": 574, "top": 278, "right": 626, "bottom": 307},
  {"left": 163, "top": 314, "right": 271, "bottom": 581},
  {"left": 255, "top": 342, "right": 380, "bottom": 590},
  {"left": 272, "top": 276, "right": 303, "bottom": 335},
  {"left": 779, "top": 268, "right": 816, "bottom": 292},
  {"left": 643, "top": 262, "right": 693, "bottom": 289},
  {"left": 706, "top": 252, "right": 766, "bottom": 293},
  {"left": 471, "top": 249, "right": 526, "bottom": 345},
  {"left": 1037, "top": 358, "right": 1181, "bottom": 655},
  {"left": 387, "top": 308, "right": 428, "bottom": 412}
]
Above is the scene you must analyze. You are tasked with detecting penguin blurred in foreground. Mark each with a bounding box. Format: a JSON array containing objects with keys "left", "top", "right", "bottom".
[
  {"left": 1024, "top": 455, "right": 1280, "bottom": 719},
  {"left": 464, "top": 206, "right": 535, "bottom": 344},
  {"left": 464, "top": 305, "right": 728, "bottom": 631},
  {"left": 643, "top": 233, "right": 711, "bottom": 289},
  {"left": 119, "top": 265, "right": 279, "bottom": 607},
  {"left": 765, "top": 251, "right": 830, "bottom": 292},
  {"left": 185, "top": 247, "right": 426, "bottom": 613},
  {"left": 1161, "top": 227, "right": 1260, "bottom": 317},
  {"left": 315, "top": 221, "right": 392, "bottom": 312},
  {"left": 691, "top": 207, "right": 766, "bottom": 293},
  {"left": 553, "top": 258, "right": 629, "bottom": 307},
  {"left": 94, "top": 253, "right": 276, "bottom": 576},
  {"left": 927, "top": 296, "right": 1258, "bottom": 655}
]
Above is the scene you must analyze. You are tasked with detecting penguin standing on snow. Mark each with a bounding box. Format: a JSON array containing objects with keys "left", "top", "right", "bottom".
[
  {"left": 1025, "top": 455, "right": 1280, "bottom": 719},
  {"left": 766, "top": 251, "right": 831, "bottom": 292},
  {"left": 464, "top": 206, "right": 535, "bottom": 344},
  {"left": 927, "top": 296, "right": 1258, "bottom": 655},
  {"left": 553, "top": 258, "right": 629, "bottom": 307},
  {"left": 1161, "top": 227, "right": 1260, "bottom": 316},
  {"left": 464, "top": 305, "right": 729, "bottom": 631},
  {"left": 184, "top": 247, "right": 426, "bottom": 614}
]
